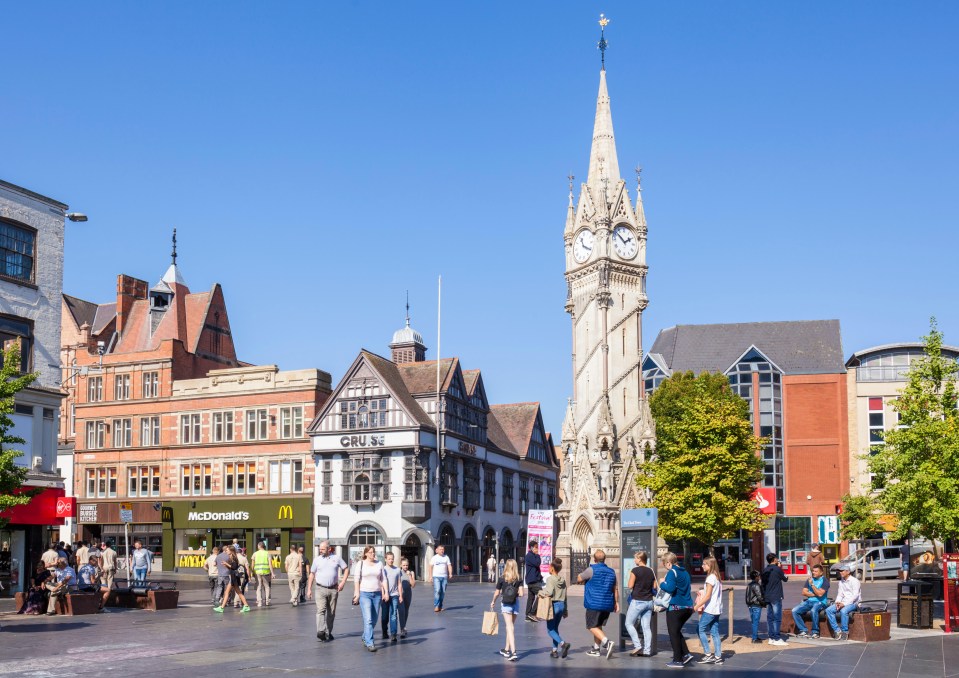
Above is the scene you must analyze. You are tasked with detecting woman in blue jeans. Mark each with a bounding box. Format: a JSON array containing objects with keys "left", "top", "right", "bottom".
[
  {"left": 625, "top": 551, "right": 656, "bottom": 656},
  {"left": 539, "top": 559, "right": 570, "bottom": 658},
  {"left": 352, "top": 546, "right": 388, "bottom": 652},
  {"left": 694, "top": 557, "right": 724, "bottom": 665}
]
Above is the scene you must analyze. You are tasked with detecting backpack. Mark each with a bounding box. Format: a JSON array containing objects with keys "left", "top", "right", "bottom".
[{"left": 501, "top": 579, "right": 519, "bottom": 604}]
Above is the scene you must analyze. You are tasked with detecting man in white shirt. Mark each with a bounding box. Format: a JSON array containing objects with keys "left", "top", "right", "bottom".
[
  {"left": 427, "top": 544, "right": 453, "bottom": 613},
  {"left": 825, "top": 564, "right": 862, "bottom": 640},
  {"left": 486, "top": 554, "right": 497, "bottom": 583}
]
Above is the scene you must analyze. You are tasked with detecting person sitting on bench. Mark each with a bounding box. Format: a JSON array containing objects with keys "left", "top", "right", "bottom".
[
  {"left": 825, "top": 564, "right": 861, "bottom": 640},
  {"left": 791, "top": 564, "right": 829, "bottom": 639}
]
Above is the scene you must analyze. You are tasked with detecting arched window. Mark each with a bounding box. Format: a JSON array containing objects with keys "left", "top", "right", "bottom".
[
  {"left": 439, "top": 524, "right": 456, "bottom": 548},
  {"left": 462, "top": 525, "right": 477, "bottom": 574},
  {"left": 354, "top": 473, "right": 370, "bottom": 501},
  {"left": 358, "top": 405, "right": 369, "bottom": 428},
  {"left": 349, "top": 525, "right": 383, "bottom": 547},
  {"left": 500, "top": 529, "right": 513, "bottom": 560}
]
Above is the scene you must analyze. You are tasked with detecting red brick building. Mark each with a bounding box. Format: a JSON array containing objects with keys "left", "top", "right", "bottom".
[
  {"left": 642, "top": 320, "right": 849, "bottom": 571},
  {"left": 59, "top": 254, "right": 331, "bottom": 570}
]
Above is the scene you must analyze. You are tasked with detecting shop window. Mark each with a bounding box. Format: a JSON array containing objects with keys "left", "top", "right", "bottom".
[
  {"left": 0, "top": 219, "right": 36, "bottom": 283},
  {"left": 142, "top": 371, "right": 160, "bottom": 398},
  {"left": 776, "top": 516, "right": 811, "bottom": 553},
  {"left": 112, "top": 418, "right": 132, "bottom": 448},
  {"left": 86, "top": 467, "right": 117, "bottom": 498},
  {"left": 213, "top": 411, "right": 234, "bottom": 442},
  {"left": 868, "top": 397, "right": 885, "bottom": 445},
  {"left": 225, "top": 461, "right": 256, "bottom": 495},
  {"left": 268, "top": 460, "right": 303, "bottom": 494},
  {"left": 342, "top": 454, "right": 390, "bottom": 504},
  {"left": 85, "top": 421, "right": 105, "bottom": 450},
  {"left": 182, "top": 463, "right": 212, "bottom": 496},
  {"left": 483, "top": 467, "right": 496, "bottom": 511},
  {"left": 114, "top": 374, "right": 131, "bottom": 400},
  {"left": 128, "top": 466, "right": 160, "bottom": 497},
  {"left": 87, "top": 376, "right": 103, "bottom": 402},
  {"left": 502, "top": 472, "right": 514, "bottom": 513},
  {"left": 180, "top": 413, "right": 201, "bottom": 444},
  {"left": 140, "top": 416, "right": 160, "bottom": 446},
  {"left": 246, "top": 409, "right": 268, "bottom": 440},
  {"left": 0, "top": 314, "right": 34, "bottom": 373},
  {"left": 280, "top": 406, "right": 303, "bottom": 439}
]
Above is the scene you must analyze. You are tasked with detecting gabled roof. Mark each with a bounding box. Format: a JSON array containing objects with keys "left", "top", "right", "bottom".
[
  {"left": 91, "top": 303, "right": 117, "bottom": 335},
  {"left": 463, "top": 369, "right": 480, "bottom": 394},
  {"left": 489, "top": 403, "right": 540, "bottom": 460},
  {"left": 396, "top": 358, "right": 458, "bottom": 396},
  {"left": 62, "top": 294, "right": 98, "bottom": 330},
  {"left": 360, "top": 351, "right": 435, "bottom": 428},
  {"left": 648, "top": 320, "right": 846, "bottom": 376}
]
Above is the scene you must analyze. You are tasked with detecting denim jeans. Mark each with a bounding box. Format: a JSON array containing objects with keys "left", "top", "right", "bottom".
[
  {"left": 545, "top": 601, "right": 565, "bottom": 648},
  {"left": 214, "top": 575, "right": 230, "bottom": 605},
  {"left": 749, "top": 606, "right": 762, "bottom": 640},
  {"left": 698, "top": 612, "right": 722, "bottom": 656},
  {"left": 625, "top": 599, "right": 654, "bottom": 652},
  {"left": 359, "top": 591, "right": 382, "bottom": 647},
  {"left": 381, "top": 595, "right": 400, "bottom": 636},
  {"left": 791, "top": 599, "right": 825, "bottom": 634},
  {"left": 766, "top": 599, "right": 783, "bottom": 640},
  {"left": 825, "top": 602, "right": 858, "bottom": 633},
  {"left": 432, "top": 577, "right": 447, "bottom": 609},
  {"left": 134, "top": 567, "right": 147, "bottom": 583}
]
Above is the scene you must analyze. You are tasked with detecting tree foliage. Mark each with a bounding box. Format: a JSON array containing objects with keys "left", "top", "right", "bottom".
[
  {"left": 838, "top": 493, "right": 884, "bottom": 579},
  {"left": 869, "top": 318, "right": 959, "bottom": 544},
  {"left": 0, "top": 344, "right": 40, "bottom": 524},
  {"left": 638, "top": 371, "right": 767, "bottom": 551}
]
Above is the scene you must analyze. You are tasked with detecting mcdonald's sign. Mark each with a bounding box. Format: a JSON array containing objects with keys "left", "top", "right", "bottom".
[{"left": 278, "top": 504, "right": 293, "bottom": 520}]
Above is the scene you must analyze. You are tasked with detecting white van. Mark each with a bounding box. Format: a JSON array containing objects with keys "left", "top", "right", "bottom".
[{"left": 830, "top": 546, "right": 902, "bottom": 579}]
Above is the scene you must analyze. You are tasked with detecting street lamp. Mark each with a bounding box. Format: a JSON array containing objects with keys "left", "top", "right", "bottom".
[{"left": 66, "top": 212, "right": 88, "bottom": 222}]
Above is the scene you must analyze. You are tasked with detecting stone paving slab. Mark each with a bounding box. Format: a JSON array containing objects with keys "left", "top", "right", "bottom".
[{"left": 0, "top": 582, "right": 956, "bottom": 677}]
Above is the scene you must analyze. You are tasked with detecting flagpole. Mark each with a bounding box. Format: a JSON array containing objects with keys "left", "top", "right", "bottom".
[{"left": 435, "top": 275, "right": 442, "bottom": 489}]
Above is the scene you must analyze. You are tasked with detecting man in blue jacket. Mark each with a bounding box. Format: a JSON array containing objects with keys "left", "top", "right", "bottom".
[
  {"left": 762, "top": 553, "right": 789, "bottom": 645},
  {"left": 524, "top": 540, "right": 544, "bottom": 622},
  {"left": 577, "top": 549, "right": 620, "bottom": 659}
]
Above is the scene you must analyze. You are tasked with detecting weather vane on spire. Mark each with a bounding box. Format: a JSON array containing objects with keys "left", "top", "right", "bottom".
[
  {"left": 568, "top": 172, "right": 575, "bottom": 195},
  {"left": 598, "top": 13, "right": 610, "bottom": 70},
  {"left": 635, "top": 165, "right": 643, "bottom": 192},
  {"left": 171, "top": 228, "right": 178, "bottom": 266},
  {"left": 405, "top": 290, "right": 411, "bottom": 327}
]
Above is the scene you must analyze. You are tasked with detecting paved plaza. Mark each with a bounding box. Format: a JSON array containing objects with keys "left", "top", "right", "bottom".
[{"left": 1, "top": 578, "right": 957, "bottom": 677}]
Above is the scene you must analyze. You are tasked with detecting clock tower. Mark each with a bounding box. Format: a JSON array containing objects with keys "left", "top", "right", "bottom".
[{"left": 555, "top": 16, "right": 657, "bottom": 574}]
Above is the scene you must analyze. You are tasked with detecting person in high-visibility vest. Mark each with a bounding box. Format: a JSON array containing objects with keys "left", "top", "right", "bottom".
[{"left": 252, "top": 542, "right": 275, "bottom": 607}]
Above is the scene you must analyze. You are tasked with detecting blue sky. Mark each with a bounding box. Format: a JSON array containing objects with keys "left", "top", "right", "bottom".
[{"left": 3, "top": 2, "right": 957, "bottom": 435}]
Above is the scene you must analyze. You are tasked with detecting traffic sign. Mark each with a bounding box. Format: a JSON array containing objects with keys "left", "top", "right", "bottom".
[{"left": 120, "top": 502, "right": 133, "bottom": 523}]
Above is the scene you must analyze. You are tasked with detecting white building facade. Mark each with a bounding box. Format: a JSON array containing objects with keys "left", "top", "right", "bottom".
[{"left": 0, "top": 179, "right": 69, "bottom": 596}]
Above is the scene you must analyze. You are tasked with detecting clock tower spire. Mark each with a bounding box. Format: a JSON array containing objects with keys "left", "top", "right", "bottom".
[{"left": 556, "top": 15, "right": 656, "bottom": 575}]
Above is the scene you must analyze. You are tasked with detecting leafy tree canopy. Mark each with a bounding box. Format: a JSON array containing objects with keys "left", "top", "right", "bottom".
[{"left": 0, "top": 344, "right": 40, "bottom": 525}]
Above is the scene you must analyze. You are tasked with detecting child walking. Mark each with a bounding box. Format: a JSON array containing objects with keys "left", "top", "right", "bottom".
[
  {"left": 745, "top": 569, "right": 766, "bottom": 643},
  {"left": 491, "top": 559, "right": 524, "bottom": 662}
]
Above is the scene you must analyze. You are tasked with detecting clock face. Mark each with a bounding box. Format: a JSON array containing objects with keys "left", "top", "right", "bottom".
[
  {"left": 573, "top": 230, "right": 594, "bottom": 263},
  {"left": 612, "top": 225, "right": 638, "bottom": 259}
]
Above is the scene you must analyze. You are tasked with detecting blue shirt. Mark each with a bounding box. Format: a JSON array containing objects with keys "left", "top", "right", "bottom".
[
  {"left": 807, "top": 575, "right": 829, "bottom": 604},
  {"left": 78, "top": 564, "right": 98, "bottom": 588},
  {"left": 659, "top": 565, "right": 693, "bottom": 608}
]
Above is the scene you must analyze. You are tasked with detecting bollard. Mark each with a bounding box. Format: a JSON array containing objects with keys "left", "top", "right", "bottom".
[{"left": 727, "top": 587, "right": 734, "bottom": 640}]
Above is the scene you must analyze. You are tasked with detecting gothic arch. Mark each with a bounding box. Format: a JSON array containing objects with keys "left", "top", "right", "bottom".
[{"left": 572, "top": 515, "right": 595, "bottom": 552}]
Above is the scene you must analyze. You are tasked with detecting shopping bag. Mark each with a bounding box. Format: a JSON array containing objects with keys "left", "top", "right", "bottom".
[
  {"left": 536, "top": 595, "right": 554, "bottom": 620},
  {"left": 482, "top": 610, "right": 499, "bottom": 635}
]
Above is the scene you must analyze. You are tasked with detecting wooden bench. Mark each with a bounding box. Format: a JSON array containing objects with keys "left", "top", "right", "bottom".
[
  {"left": 783, "top": 600, "right": 891, "bottom": 642},
  {"left": 105, "top": 581, "right": 179, "bottom": 611},
  {"left": 14, "top": 589, "right": 101, "bottom": 616}
]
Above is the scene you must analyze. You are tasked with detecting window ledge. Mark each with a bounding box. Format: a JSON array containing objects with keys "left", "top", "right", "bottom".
[{"left": 0, "top": 273, "right": 38, "bottom": 290}]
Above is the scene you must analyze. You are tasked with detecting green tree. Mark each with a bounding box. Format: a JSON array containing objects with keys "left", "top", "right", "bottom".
[
  {"left": 838, "top": 493, "right": 883, "bottom": 579},
  {"left": 869, "top": 318, "right": 959, "bottom": 546},
  {"left": 638, "top": 371, "right": 767, "bottom": 556},
  {"left": 0, "top": 344, "right": 40, "bottom": 526}
]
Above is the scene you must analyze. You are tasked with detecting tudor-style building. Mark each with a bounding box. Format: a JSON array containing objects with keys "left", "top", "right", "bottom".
[{"left": 308, "top": 318, "right": 559, "bottom": 579}]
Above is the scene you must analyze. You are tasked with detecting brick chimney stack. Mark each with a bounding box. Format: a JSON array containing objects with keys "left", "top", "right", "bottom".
[{"left": 116, "top": 274, "right": 148, "bottom": 336}]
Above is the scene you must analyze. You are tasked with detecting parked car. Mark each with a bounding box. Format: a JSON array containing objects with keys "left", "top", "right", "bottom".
[{"left": 830, "top": 546, "right": 902, "bottom": 579}]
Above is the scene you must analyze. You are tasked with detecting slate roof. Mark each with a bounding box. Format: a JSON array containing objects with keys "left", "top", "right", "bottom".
[
  {"left": 361, "top": 351, "right": 436, "bottom": 428},
  {"left": 488, "top": 403, "right": 540, "bottom": 460},
  {"left": 63, "top": 294, "right": 98, "bottom": 329},
  {"left": 648, "top": 320, "right": 845, "bottom": 376},
  {"left": 396, "top": 358, "right": 457, "bottom": 395}
]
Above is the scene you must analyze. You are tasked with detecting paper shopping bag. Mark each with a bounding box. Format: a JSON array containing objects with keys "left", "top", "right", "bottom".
[
  {"left": 536, "top": 595, "right": 554, "bottom": 621},
  {"left": 482, "top": 610, "right": 499, "bottom": 635}
]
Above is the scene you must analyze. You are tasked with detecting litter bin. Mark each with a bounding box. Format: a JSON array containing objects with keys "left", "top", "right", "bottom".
[
  {"left": 912, "top": 573, "right": 944, "bottom": 601},
  {"left": 898, "top": 580, "right": 934, "bottom": 629}
]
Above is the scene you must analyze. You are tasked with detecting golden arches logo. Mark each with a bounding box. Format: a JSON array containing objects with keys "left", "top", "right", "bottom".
[{"left": 278, "top": 505, "right": 293, "bottom": 520}]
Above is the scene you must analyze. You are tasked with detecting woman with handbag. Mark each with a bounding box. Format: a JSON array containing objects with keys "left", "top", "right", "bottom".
[
  {"left": 658, "top": 552, "right": 693, "bottom": 669},
  {"left": 538, "top": 558, "right": 571, "bottom": 659},
  {"left": 490, "top": 559, "right": 524, "bottom": 662},
  {"left": 353, "top": 546, "right": 387, "bottom": 652}
]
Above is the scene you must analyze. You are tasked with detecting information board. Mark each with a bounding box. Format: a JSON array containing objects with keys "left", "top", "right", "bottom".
[{"left": 620, "top": 508, "right": 659, "bottom": 653}]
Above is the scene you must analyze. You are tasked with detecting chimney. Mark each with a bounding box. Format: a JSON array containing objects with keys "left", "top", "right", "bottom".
[
  {"left": 78, "top": 322, "right": 91, "bottom": 348},
  {"left": 116, "top": 274, "right": 148, "bottom": 336}
]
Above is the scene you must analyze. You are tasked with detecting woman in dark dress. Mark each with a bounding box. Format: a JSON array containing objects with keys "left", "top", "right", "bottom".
[{"left": 18, "top": 562, "right": 52, "bottom": 614}]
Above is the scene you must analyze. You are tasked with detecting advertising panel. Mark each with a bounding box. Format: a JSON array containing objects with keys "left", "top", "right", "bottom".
[{"left": 527, "top": 509, "right": 554, "bottom": 576}]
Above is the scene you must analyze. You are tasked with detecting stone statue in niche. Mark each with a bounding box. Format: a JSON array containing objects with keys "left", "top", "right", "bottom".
[
  {"left": 597, "top": 448, "right": 614, "bottom": 502},
  {"left": 561, "top": 453, "right": 573, "bottom": 503}
]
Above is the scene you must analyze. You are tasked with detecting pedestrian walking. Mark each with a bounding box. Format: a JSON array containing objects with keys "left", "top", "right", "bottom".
[
  {"left": 577, "top": 549, "right": 619, "bottom": 660},
  {"left": 625, "top": 550, "right": 656, "bottom": 657},
  {"left": 659, "top": 551, "right": 694, "bottom": 669},
  {"left": 352, "top": 545, "right": 387, "bottom": 652},
  {"left": 98, "top": 542, "right": 117, "bottom": 610},
  {"left": 491, "top": 558, "right": 524, "bottom": 662},
  {"left": 251, "top": 542, "right": 274, "bottom": 607},
  {"left": 214, "top": 545, "right": 250, "bottom": 613},
  {"left": 428, "top": 544, "right": 452, "bottom": 612},
  {"left": 306, "top": 540, "right": 348, "bottom": 642},
  {"left": 233, "top": 548, "right": 251, "bottom": 608},
  {"left": 299, "top": 546, "right": 310, "bottom": 603},
  {"left": 539, "top": 557, "right": 570, "bottom": 659},
  {"left": 130, "top": 540, "right": 152, "bottom": 582},
  {"left": 206, "top": 547, "right": 221, "bottom": 604},
  {"left": 285, "top": 544, "right": 303, "bottom": 606},
  {"left": 745, "top": 570, "right": 765, "bottom": 643},
  {"left": 380, "top": 552, "right": 404, "bottom": 642},
  {"left": 398, "top": 557, "right": 415, "bottom": 638},
  {"left": 524, "top": 540, "right": 544, "bottom": 622},
  {"left": 695, "top": 557, "right": 724, "bottom": 665},
  {"left": 74, "top": 541, "right": 90, "bottom": 572},
  {"left": 762, "top": 552, "right": 789, "bottom": 646},
  {"left": 487, "top": 553, "right": 497, "bottom": 583}
]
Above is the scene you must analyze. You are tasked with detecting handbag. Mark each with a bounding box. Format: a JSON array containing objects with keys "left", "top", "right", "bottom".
[
  {"left": 653, "top": 567, "right": 674, "bottom": 612},
  {"left": 536, "top": 594, "right": 554, "bottom": 621},
  {"left": 482, "top": 609, "right": 500, "bottom": 635}
]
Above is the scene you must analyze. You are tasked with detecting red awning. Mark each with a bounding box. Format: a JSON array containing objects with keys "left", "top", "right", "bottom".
[{"left": 1, "top": 486, "right": 66, "bottom": 525}]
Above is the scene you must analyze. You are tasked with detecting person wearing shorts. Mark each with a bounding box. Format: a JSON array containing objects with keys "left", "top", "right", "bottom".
[
  {"left": 577, "top": 549, "right": 619, "bottom": 659},
  {"left": 490, "top": 559, "right": 524, "bottom": 662}
]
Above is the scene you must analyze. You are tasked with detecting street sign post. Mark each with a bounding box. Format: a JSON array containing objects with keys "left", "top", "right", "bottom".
[{"left": 619, "top": 508, "right": 658, "bottom": 653}]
